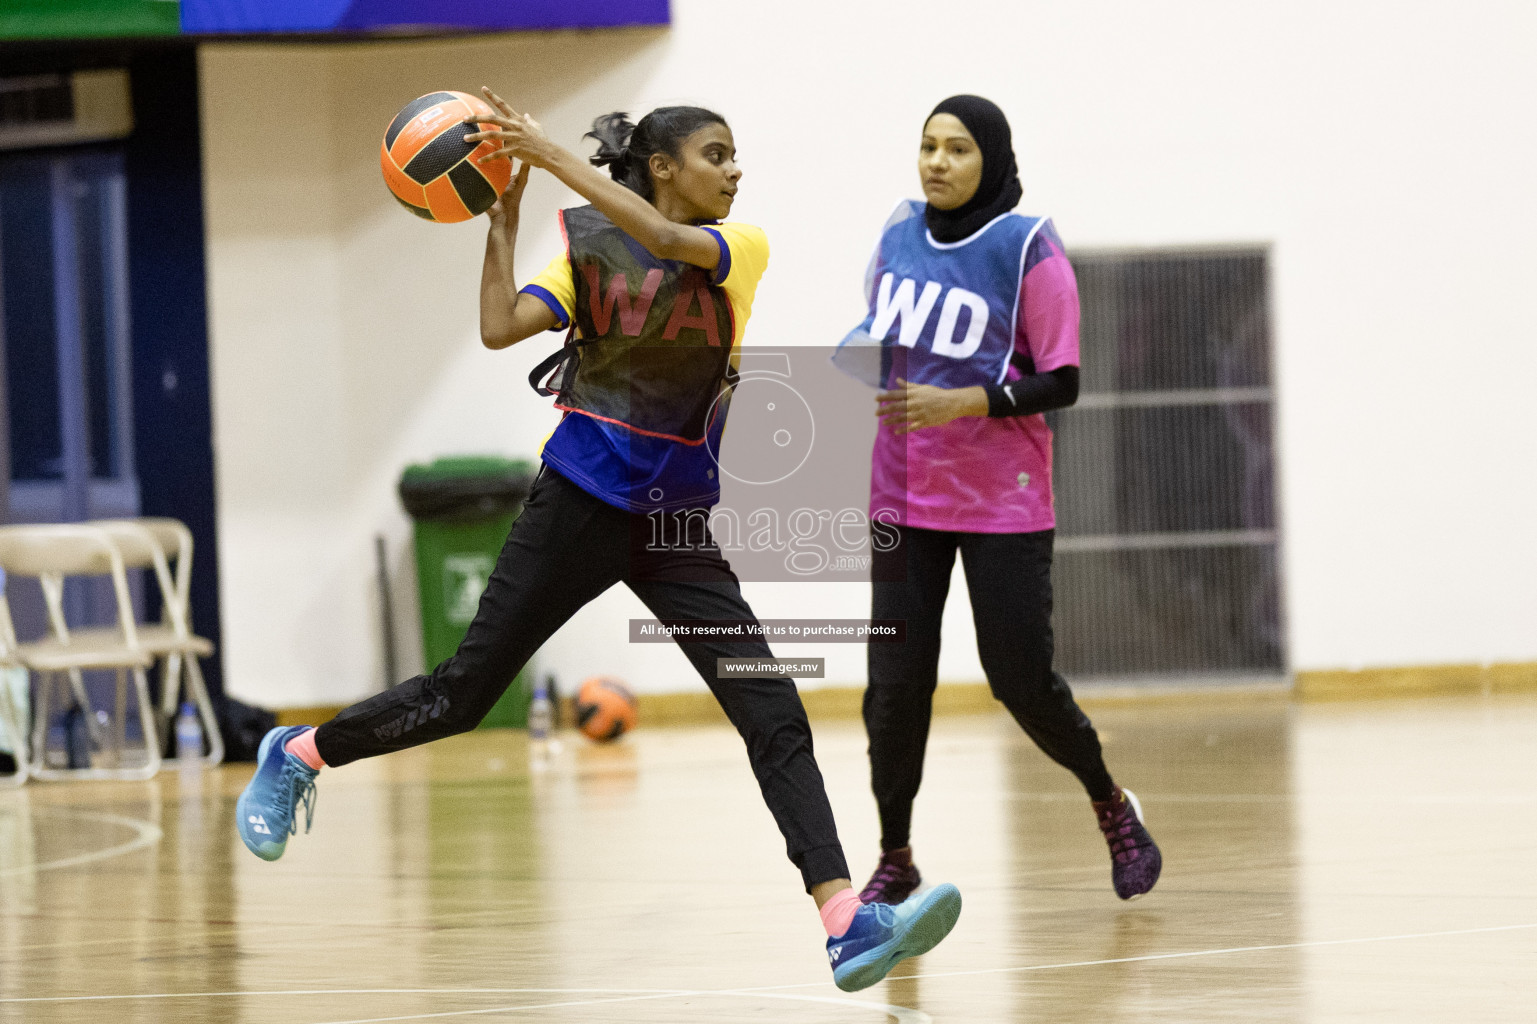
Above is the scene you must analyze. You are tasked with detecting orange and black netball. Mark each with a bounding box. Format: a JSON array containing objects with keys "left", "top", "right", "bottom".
[{"left": 380, "top": 90, "right": 512, "bottom": 223}]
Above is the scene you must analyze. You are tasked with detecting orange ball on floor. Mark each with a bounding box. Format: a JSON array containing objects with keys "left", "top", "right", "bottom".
[{"left": 574, "top": 677, "right": 637, "bottom": 742}]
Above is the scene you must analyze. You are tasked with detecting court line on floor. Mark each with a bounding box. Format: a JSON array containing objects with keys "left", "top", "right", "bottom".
[
  {"left": 910, "top": 921, "right": 1537, "bottom": 981},
  {"left": 0, "top": 987, "right": 927, "bottom": 1024},
  {"left": 729, "top": 920, "right": 1537, "bottom": 994},
  {"left": 9, "top": 924, "right": 1532, "bottom": 1018},
  {"left": 0, "top": 988, "right": 688, "bottom": 1005},
  {"left": 308, "top": 992, "right": 926, "bottom": 1024},
  {"left": 0, "top": 809, "right": 162, "bottom": 879},
  {"left": 990, "top": 791, "right": 1537, "bottom": 806},
  {"left": 308, "top": 991, "right": 703, "bottom": 1023}
]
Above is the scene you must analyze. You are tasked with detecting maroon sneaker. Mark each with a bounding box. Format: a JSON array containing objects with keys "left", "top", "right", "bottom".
[
  {"left": 858, "top": 847, "right": 923, "bottom": 905},
  {"left": 1093, "top": 787, "right": 1162, "bottom": 900}
]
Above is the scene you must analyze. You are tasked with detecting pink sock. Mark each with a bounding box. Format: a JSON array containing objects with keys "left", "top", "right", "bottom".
[
  {"left": 284, "top": 728, "right": 326, "bottom": 770},
  {"left": 819, "top": 888, "right": 862, "bottom": 938}
]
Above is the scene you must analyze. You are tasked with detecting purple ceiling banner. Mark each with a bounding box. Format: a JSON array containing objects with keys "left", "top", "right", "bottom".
[{"left": 181, "top": 0, "right": 670, "bottom": 34}]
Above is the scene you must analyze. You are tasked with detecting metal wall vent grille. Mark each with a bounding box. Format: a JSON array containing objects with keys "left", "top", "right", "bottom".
[
  {"left": 0, "top": 76, "right": 75, "bottom": 127},
  {"left": 0, "top": 71, "right": 132, "bottom": 151},
  {"left": 1052, "top": 249, "right": 1284, "bottom": 679}
]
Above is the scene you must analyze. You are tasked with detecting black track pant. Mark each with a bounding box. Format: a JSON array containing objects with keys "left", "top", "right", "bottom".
[
  {"left": 865, "top": 524, "right": 1115, "bottom": 851},
  {"left": 314, "top": 467, "right": 849, "bottom": 890}
]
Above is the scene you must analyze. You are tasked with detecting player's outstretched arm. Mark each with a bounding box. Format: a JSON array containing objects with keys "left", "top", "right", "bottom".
[
  {"left": 467, "top": 88, "right": 720, "bottom": 272},
  {"left": 479, "top": 162, "right": 559, "bottom": 350}
]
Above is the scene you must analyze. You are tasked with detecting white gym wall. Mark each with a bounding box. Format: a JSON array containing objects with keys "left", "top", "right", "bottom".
[{"left": 198, "top": 0, "right": 1537, "bottom": 708}]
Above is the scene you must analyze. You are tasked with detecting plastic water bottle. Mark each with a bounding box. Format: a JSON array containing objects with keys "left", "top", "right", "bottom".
[
  {"left": 528, "top": 683, "right": 553, "bottom": 768},
  {"left": 175, "top": 702, "right": 203, "bottom": 764}
]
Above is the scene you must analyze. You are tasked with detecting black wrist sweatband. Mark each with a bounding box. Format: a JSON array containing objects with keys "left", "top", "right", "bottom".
[{"left": 984, "top": 365, "right": 1081, "bottom": 418}]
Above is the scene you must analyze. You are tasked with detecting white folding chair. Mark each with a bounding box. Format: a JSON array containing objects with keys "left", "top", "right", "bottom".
[
  {"left": 0, "top": 524, "right": 159, "bottom": 781},
  {"left": 0, "top": 598, "right": 28, "bottom": 787},
  {"left": 93, "top": 518, "right": 223, "bottom": 766}
]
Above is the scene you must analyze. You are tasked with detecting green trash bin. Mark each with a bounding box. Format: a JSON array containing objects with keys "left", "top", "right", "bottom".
[{"left": 398, "top": 456, "right": 537, "bottom": 728}]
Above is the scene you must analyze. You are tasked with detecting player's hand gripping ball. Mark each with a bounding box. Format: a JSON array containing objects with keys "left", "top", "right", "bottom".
[
  {"left": 380, "top": 90, "right": 512, "bottom": 223},
  {"left": 574, "top": 677, "right": 638, "bottom": 743}
]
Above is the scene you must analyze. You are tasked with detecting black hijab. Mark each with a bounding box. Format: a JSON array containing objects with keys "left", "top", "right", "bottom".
[{"left": 922, "top": 95, "right": 1023, "bottom": 243}]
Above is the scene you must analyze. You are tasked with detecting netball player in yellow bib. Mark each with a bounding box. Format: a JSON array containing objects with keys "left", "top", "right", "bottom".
[{"left": 236, "top": 88, "right": 960, "bottom": 992}]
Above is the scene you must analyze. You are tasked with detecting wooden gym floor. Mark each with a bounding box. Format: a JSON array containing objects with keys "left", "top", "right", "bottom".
[{"left": 3, "top": 691, "right": 1535, "bottom": 1022}]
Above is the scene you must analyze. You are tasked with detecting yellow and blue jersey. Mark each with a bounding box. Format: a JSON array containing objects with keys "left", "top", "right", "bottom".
[
  {"left": 519, "top": 219, "right": 770, "bottom": 513},
  {"left": 523, "top": 221, "right": 768, "bottom": 344}
]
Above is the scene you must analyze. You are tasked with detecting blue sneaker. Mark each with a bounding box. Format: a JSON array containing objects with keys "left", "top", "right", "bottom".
[
  {"left": 826, "top": 883, "right": 962, "bottom": 992},
  {"left": 236, "top": 726, "right": 319, "bottom": 861}
]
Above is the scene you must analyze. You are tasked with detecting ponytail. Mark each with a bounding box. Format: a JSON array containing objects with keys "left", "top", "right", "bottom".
[
  {"left": 586, "top": 112, "right": 645, "bottom": 195},
  {"left": 585, "top": 106, "right": 728, "bottom": 202}
]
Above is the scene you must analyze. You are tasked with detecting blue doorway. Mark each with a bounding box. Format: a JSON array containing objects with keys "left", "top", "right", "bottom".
[
  {"left": 1, "top": 147, "right": 143, "bottom": 648},
  {"left": 2, "top": 147, "right": 141, "bottom": 529},
  {"left": 0, "top": 47, "right": 225, "bottom": 704}
]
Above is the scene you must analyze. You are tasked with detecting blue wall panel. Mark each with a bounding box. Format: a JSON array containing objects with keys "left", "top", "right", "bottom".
[{"left": 182, "top": 0, "right": 669, "bottom": 34}]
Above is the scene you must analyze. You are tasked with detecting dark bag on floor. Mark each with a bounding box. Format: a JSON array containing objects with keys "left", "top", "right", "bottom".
[{"left": 215, "top": 696, "right": 277, "bottom": 763}]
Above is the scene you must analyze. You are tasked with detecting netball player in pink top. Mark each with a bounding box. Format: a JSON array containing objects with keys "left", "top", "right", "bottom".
[{"left": 843, "top": 96, "right": 1163, "bottom": 903}]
